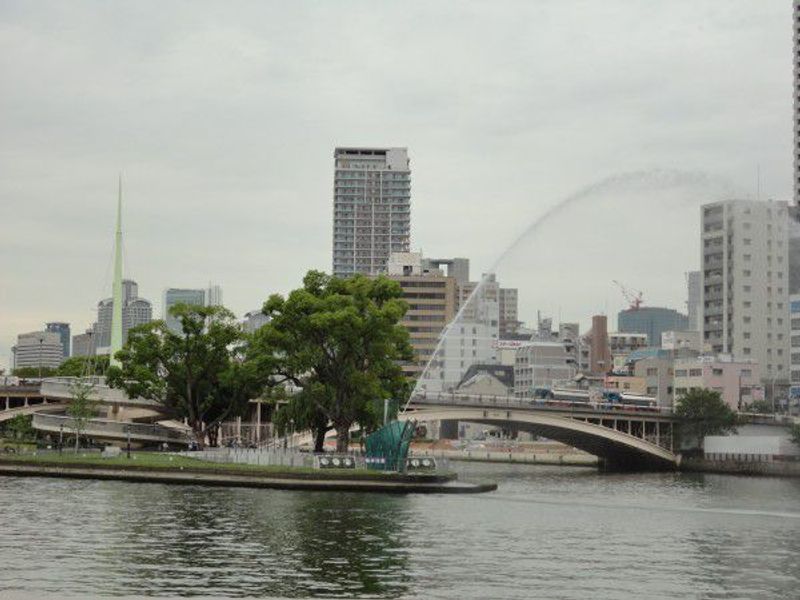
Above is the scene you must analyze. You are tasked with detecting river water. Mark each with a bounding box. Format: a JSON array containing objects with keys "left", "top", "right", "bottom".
[{"left": 1, "top": 462, "right": 799, "bottom": 599}]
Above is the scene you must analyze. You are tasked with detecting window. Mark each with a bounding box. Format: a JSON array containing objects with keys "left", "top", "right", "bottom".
[
  {"left": 743, "top": 301, "right": 751, "bottom": 308},
  {"left": 712, "top": 368, "right": 723, "bottom": 376},
  {"left": 743, "top": 270, "right": 751, "bottom": 277},
  {"left": 689, "top": 369, "right": 702, "bottom": 376},
  {"left": 675, "top": 369, "right": 688, "bottom": 377},
  {"left": 743, "top": 285, "right": 751, "bottom": 292},
  {"left": 741, "top": 369, "right": 752, "bottom": 377},
  {"left": 743, "top": 332, "right": 751, "bottom": 339},
  {"left": 743, "top": 238, "right": 752, "bottom": 245},
  {"left": 743, "top": 254, "right": 751, "bottom": 261},
  {"left": 647, "top": 386, "right": 657, "bottom": 395},
  {"left": 744, "top": 347, "right": 751, "bottom": 355},
  {"left": 646, "top": 368, "right": 658, "bottom": 376}
]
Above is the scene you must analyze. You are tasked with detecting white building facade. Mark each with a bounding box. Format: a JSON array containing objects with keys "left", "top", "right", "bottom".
[{"left": 701, "top": 200, "right": 790, "bottom": 391}]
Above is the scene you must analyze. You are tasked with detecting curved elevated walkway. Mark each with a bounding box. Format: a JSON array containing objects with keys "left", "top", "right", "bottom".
[{"left": 32, "top": 413, "right": 189, "bottom": 445}]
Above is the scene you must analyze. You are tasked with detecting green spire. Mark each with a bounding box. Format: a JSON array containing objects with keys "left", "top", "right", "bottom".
[{"left": 109, "top": 174, "right": 124, "bottom": 368}]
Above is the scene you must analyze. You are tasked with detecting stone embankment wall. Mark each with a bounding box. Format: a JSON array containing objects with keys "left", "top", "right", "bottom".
[{"left": 681, "top": 457, "right": 800, "bottom": 478}]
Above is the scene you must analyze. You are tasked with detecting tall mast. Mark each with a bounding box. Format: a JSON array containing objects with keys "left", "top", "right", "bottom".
[{"left": 109, "top": 174, "right": 124, "bottom": 368}]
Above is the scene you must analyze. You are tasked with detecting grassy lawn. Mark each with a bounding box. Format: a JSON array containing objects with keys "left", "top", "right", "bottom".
[{"left": 0, "top": 451, "right": 405, "bottom": 479}]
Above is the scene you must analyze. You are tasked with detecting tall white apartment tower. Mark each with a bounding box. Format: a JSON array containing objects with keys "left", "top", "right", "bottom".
[
  {"left": 795, "top": 1, "right": 800, "bottom": 204},
  {"left": 701, "top": 200, "right": 790, "bottom": 388},
  {"left": 332, "top": 147, "right": 411, "bottom": 278}
]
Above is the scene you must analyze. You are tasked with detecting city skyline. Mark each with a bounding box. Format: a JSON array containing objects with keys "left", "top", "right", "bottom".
[{"left": 1, "top": 2, "right": 793, "bottom": 369}]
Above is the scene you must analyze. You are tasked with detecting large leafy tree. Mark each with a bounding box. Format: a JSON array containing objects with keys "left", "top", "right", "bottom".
[
  {"left": 107, "top": 304, "right": 258, "bottom": 447},
  {"left": 57, "top": 355, "right": 109, "bottom": 377},
  {"left": 675, "top": 388, "right": 738, "bottom": 449},
  {"left": 251, "top": 271, "right": 413, "bottom": 452}
]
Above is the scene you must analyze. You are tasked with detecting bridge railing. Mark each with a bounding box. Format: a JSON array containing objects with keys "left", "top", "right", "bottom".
[
  {"left": 32, "top": 413, "right": 189, "bottom": 442},
  {"left": 408, "top": 391, "right": 674, "bottom": 416}
]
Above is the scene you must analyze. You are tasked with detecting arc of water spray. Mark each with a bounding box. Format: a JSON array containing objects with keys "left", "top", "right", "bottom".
[{"left": 401, "top": 168, "right": 734, "bottom": 413}]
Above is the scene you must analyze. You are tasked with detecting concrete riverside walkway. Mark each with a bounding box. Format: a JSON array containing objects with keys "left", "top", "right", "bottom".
[{"left": 0, "top": 461, "right": 497, "bottom": 494}]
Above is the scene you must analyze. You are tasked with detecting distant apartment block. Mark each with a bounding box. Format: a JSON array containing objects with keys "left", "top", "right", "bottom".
[
  {"left": 12, "top": 331, "right": 63, "bottom": 371},
  {"left": 701, "top": 200, "right": 790, "bottom": 387},
  {"left": 674, "top": 356, "right": 761, "bottom": 411},
  {"left": 387, "top": 252, "right": 457, "bottom": 380},
  {"left": 686, "top": 270, "right": 701, "bottom": 331},
  {"left": 514, "top": 341, "right": 576, "bottom": 398},
  {"left": 332, "top": 147, "right": 411, "bottom": 278}
]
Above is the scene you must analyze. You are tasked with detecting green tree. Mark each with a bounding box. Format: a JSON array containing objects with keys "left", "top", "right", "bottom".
[
  {"left": 107, "top": 303, "right": 257, "bottom": 447},
  {"left": 2, "top": 414, "right": 35, "bottom": 444},
  {"left": 66, "top": 378, "right": 99, "bottom": 452},
  {"left": 250, "top": 271, "right": 413, "bottom": 453},
  {"left": 12, "top": 366, "right": 57, "bottom": 378},
  {"left": 788, "top": 423, "right": 800, "bottom": 447},
  {"left": 675, "top": 389, "right": 738, "bottom": 450},
  {"left": 744, "top": 399, "right": 773, "bottom": 414},
  {"left": 56, "top": 355, "right": 109, "bottom": 377}
]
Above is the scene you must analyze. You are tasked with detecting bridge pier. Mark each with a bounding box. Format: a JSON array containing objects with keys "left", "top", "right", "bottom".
[{"left": 4, "top": 397, "right": 8, "bottom": 411}]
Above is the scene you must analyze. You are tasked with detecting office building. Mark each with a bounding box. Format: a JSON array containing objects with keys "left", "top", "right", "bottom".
[
  {"left": 163, "top": 288, "right": 206, "bottom": 333},
  {"left": 332, "top": 147, "right": 411, "bottom": 278},
  {"left": 618, "top": 306, "right": 689, "bottom": 346},
  {"left": 701, "top": 200, "right": 790, "bottom": 389},
  {"left": 72, "top": 329, "right": 96, "bottom": 357},
  {"left": 790, "top": 294, "right": 800, "bottom": 402},
  {"left": 45, "top": 322, "right": 70, "bottom": 358},
  {"left": 206, "top": 284, "right": 223, "bottom": 307},
  {"left": 94, "top": 279, "right": 153, "bottom": 349},
  {"left": 11, "top": 331, "right": 63, "bottom": 371}
]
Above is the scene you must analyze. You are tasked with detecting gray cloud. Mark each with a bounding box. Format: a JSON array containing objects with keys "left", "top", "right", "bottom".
[{"left": 0, "top": 0, "right": 792, "bottom": 368}]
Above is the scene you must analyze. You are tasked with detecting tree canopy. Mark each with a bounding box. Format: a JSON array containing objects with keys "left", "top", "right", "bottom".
[
  {"left": 56, "top": 355, "right": 109, "bottom": 377},
  {"left": 107, "top": 303, "right": 259, "bottom": 447},
  {"left": 250, "top": 271, "right": 413, "bottom": 452},
  {"left": 675, "top": 388, "right": 738, "bottom": 449}
]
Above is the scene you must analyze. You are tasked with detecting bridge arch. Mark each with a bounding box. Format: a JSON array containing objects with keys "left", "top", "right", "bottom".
[{"left": 399, "top": 407, "right": 678, "bottom": 470}]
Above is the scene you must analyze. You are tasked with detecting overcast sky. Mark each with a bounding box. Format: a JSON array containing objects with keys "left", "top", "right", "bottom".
[{"left": 0, "top": 1, "right": 793, "bottom": 369}]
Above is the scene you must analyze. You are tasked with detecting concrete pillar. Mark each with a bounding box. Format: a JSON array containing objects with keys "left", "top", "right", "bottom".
[
  {"left": 627, "top": 419, "right": 631, "bottom": 435},
  {"left": 656, "top": 421, "right": 661, "bottom": 447},
  {"left": 4, "top": 397, "right": 9, "bottom": 411},
  {"left": 23, "top": 397, "right": 29, "bottom": 408}
]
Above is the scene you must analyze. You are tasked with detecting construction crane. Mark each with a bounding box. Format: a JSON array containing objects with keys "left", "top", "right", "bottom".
[{"left": 613, "top": 280, "right": 644, "bottom": 311}]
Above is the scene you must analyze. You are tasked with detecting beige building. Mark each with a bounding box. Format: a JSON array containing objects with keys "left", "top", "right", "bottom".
[
  {"left": 673, "top": 356, "right": 761, "bottom": 411},
  {"left": 388, "top": 253, "right": 457, "bottom": 379},
  {"left": 701, "top": 200, "right": 789, "bottom": 391}
]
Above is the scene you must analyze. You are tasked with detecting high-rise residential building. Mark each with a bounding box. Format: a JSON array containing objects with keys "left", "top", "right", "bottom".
[
  {"left": 686, "top": 270, "right": 701, "bottom": 331},
  {"left": 588, "top": 314, "right": 612, "bottom": 375},
  {"left": 790, "top": 294, "right": 800, "bottom": 402},
  {"left": 795, "top": 0, "right": 800, "bottom": 204},
  {"left": 332, "top": 147, "right": 411, "bottom": 278},
  {"left": 701, "top": 200, "right": 790, "bottom": 388},
  {"left": 94, "top": 279, "right": 153, "bottom": 349},
  {"left": 45, "top": 322, "right": 70, "bottom": 358},
  {"left": 206, "top": 284, "right": 223, "bottom": 307},
  {"left": 163, "top": 288, "right": 206, "bottom": 333},
  {"left": 617, "top": 306, "right": 689, "bottom": 347},
  {"left": 11, "top": 331, "right": 63, "bottom": 371},
  {"left": 72, "top": 329, "right": 96, "bottom": 357},
  {"left": 387, "top": 252, "right": 457, "bottom": 380}
]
